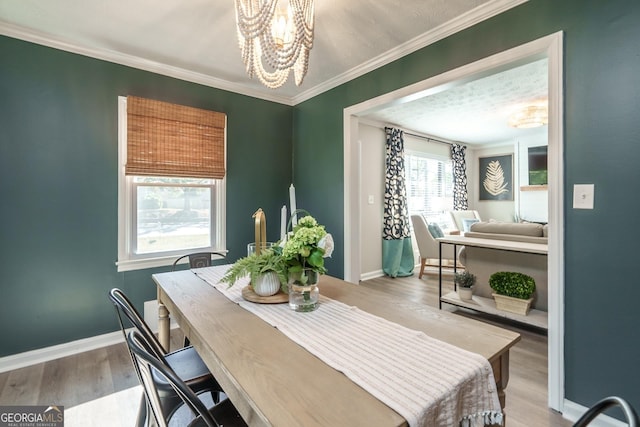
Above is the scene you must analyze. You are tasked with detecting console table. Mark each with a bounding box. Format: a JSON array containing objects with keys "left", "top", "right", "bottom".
[{"left": 437, "top": 235, "right": 549, "bottom": 329}]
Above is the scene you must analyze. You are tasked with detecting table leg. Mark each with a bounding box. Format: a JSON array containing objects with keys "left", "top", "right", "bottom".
[
  {"left": 491, "top": 351, "right": 511, "bottom": 418},
  {"left": 453, "top": 243, "right": 458, "bottom": 291},
  {"left": 157, "top": 289, "right": 170, "bottom": 352},
  {"left": 438, "top": 242, "right": 443, "bottom": 309}
]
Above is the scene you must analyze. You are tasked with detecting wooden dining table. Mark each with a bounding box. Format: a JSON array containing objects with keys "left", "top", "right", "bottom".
[{"left": 153, "top": 269, "right": 521, "bottom": 427}]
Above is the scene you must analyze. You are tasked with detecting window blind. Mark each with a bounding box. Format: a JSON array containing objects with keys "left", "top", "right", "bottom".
[
  {"left": 405, "top": 152, "right": 454, "bottom": 228},
  {"left": 126, "top": 96, "right": 226, "bottom": 179}
]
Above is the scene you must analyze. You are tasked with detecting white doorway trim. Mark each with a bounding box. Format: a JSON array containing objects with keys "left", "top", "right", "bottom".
[{"left": 343, "top": 31, "right": 565, "bottom": 411}]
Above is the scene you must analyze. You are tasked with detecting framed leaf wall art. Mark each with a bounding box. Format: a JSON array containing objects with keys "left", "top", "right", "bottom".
[{"left": 479, "top": 154, "right": 513, "bottom": 201}]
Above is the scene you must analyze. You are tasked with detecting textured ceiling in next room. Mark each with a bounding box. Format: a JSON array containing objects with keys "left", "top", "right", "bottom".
[{"left": 363, "top": 58, "right": 549, "bottom": 146}]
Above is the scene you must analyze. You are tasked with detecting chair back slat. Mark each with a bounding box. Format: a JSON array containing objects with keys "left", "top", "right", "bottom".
[
  {"left": 172, "top": 252, "right": 226, "bottom": 271},
  {"left": 109, "top": 288, "right": 166, "bottom": 359},
  {"left": 127, "top": 330, "right": 219, "bottom": 427}
]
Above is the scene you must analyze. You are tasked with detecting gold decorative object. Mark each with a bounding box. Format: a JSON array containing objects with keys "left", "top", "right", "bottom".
[
  {"left": 242, "top": 285, "right": 288, "bottom": 303},
  {"left": 222, "top": 208, "right": 286, "bottom": 300},
  {"left": 249, "top": 208, "right": 275, "bottom": 255}
]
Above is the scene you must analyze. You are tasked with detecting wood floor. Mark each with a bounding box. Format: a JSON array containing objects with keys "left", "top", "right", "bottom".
[
  {"left": 361, "top": 271, "right": 571, "bottom": 427},
  {"left": 0, "top": 271, "right": 572, "bottom": 426}
]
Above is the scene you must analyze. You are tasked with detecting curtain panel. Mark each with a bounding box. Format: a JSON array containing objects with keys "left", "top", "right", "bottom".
[
  {"left": 382, "top": 127, "right": 414, "bottom": 278},
  {"left": 451, "top": 143, "right": 469, "bottom": 211}
]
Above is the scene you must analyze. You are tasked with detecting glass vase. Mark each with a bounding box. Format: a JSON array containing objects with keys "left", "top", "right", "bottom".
[
  {"left": 288, "top": 269, "right": 320, "bottom": 312},
  {"left": 247, "top": 242, "right": 275, "bottom": 256}
]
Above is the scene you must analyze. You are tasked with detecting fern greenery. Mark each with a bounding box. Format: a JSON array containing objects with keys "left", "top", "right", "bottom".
[{"left": 220, "top": 248, "right": 288, "bottom": 292}]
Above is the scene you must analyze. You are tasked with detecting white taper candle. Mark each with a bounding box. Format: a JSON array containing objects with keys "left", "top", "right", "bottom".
[
  {"left": 289, "top": 184, "right": 297, "bottom": 226},
  {"left": 280, "top": 205, "right": 287, "bottom": 242}
]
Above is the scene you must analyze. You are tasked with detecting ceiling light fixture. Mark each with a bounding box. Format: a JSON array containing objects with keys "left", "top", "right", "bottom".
[
  {"left": 234, "top": 0, "right": 315, "bottom": 89},
  {"left": 508, "top": 105, "right": 548, "bottom": 129}
]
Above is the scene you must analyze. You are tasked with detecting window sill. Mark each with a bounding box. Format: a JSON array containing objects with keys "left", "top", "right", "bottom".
[
  {"left": 116, "top": 251, "right": 227, "bottom": 272},
  {"left": 116, "top": 256, "right": 178, "bottom": 272}
]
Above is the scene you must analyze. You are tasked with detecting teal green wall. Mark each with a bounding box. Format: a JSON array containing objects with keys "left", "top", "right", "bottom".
[
  {"left": 0, "top": 36, "right": 292, "bottom": 356},
  {"left": 3, "top": 0, "right": 640, "bottom": 415},
  {"left": 294, "top": 0, "right": 640, "bottom": 414}
]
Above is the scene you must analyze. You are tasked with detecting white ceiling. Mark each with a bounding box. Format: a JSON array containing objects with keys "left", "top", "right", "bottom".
[{"left": 0, "top": 0, "right": 545, "bottom": 145}]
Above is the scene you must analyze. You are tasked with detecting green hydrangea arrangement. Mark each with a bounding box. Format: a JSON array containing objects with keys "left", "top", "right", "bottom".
[{"left": 282, "top": 215, "right": 334, "bottom": 278}]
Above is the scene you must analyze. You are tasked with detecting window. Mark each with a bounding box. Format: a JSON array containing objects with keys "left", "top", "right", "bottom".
[
  {"left": 405, "top": 150, "right": 454, "bottom": 230},
  {"left": 117, "top": 97, "right": 226, "bottom": 271}
]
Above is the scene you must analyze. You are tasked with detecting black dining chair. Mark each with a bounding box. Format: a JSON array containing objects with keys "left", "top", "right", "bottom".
[
  {"left": 172, "top": 252, "right": 226, "bottom": 271},
  {"left": 573, "top": 396, "right": 639, "bottom": 426},
  {"left": 109, "top": 288, "right": 223, "bottom": 427},
  {"left": 127, "top": 329, "right": 248, "bottom": 427}
]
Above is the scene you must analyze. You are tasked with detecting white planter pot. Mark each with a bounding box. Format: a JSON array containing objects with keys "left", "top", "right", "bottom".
[
  {"left": 492, "top": 293, "right": 533, "bottom": 315},
  {"left": 252, "top": 271, "right": 281, "bottom": 296},
  {"left": 458, "top": 286, "right": 473, "bottom": 301}
]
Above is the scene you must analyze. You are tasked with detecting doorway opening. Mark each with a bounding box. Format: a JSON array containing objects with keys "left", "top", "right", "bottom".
[{"left": 342, "top": 32, "right": 564, "bottom": 411}]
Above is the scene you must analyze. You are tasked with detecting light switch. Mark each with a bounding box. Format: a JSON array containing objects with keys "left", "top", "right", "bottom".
[
  {"left": 367, "top": 195, "right": 374, "bottom": 205},
  {"left": 573, "top": 184, "right": 594, "bottom": 209}
]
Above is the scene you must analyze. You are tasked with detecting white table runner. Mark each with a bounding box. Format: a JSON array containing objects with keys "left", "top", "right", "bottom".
[{"left": 194, "top": 265, "right": 502, "bottom": 427}]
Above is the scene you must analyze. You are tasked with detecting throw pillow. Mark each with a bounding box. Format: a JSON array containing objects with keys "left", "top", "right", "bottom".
[
  {"left": 427, "top": 223, "right": 445, "bottom": 239},
  {"left": 462, "top": 218, "right": 480, "bottom": 232}
]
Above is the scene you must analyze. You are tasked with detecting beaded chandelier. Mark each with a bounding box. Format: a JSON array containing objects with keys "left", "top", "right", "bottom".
[{"left": 234, "top": 0, "right": 315, "bottom": 89}]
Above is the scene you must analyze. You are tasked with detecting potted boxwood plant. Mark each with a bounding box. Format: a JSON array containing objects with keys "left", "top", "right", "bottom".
[
  {"left": 489, "top": 271, "right": 536, "bottom": 315},
  {"left": 220, "top": 247, "right": 288, "bottom": 296},
  {"left": 454, "top": 271, "right": 476, "bottom": 301}
]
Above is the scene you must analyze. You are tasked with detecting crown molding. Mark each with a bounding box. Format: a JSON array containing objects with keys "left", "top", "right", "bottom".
[
  {"left": 291, "top": 0, "right": 528, "bottom": 104},
  {"left": 0, "top": 0, "right": 525, "bottom": 107},
  {"left": 0, "top": 22, "right": 295, "bottom": 106}
]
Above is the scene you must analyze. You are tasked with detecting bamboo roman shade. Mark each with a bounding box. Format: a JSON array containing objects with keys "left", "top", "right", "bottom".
[{"left": 126, "top": 96, "right": 226, "bottom": 179}]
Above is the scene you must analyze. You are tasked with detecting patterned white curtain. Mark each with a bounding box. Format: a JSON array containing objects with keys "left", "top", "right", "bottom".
[
  {"left": 451, "top": 144, "right": 469, "bottom": 210},
  {"left": 382, "top": 127, "right": 414, "bottom": 277}
]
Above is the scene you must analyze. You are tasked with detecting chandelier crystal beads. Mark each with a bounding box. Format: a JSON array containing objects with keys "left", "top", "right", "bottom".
[{"left": 234, "top": 0, "right": 315, "bottom": 89}]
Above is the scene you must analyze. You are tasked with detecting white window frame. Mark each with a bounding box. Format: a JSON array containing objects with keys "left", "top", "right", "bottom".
[{"left": 116, "top": 97, "right": 226, "bottom": 272}]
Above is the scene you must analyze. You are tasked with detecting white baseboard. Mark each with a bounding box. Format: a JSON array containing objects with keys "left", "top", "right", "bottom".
[
  {"left": 563, "top": 399, "right": 628, "bottom": 427},
  {"left": 0, "top": 330, "right": 125, "bottom": 374},
  {"left": 360, "top": 269, "right": 385, "bottom": 281},
  {"left": 0, "top": 300, "right": 177, "bottom": 374},
  {"left": 360, "top": 260, "right": 455, "bottom": 281},
  {"left": 359, "top": 265, "right": 452, "bottom": 281}
]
